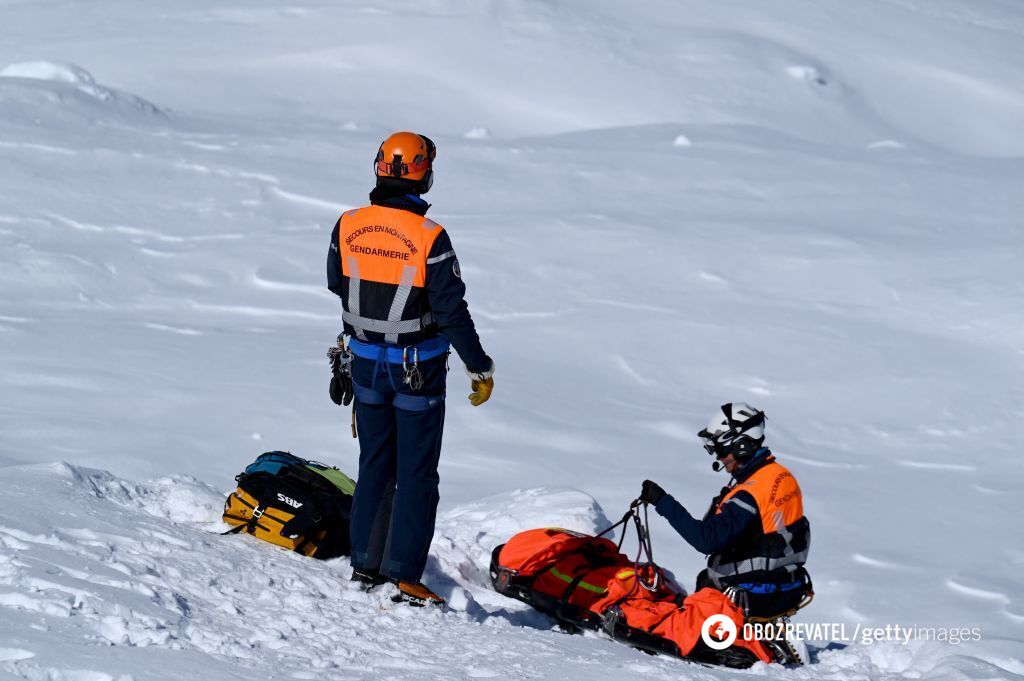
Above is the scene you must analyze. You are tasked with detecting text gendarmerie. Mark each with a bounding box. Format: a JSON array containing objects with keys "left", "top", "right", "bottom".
[
  {"left": 345, "top": 225, "right": 418, "bottom": 255},
  {"left": 350, "top": 244, "right": 411, "bottom": 261}
]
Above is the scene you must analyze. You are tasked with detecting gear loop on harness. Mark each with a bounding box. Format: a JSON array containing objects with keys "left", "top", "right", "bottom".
[{"left": 328, "top": 333, "right": 354, "bottom": 374}]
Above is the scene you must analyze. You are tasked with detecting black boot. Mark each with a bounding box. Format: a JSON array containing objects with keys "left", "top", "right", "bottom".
[{"left": 351, "top": 567, "right": 388, "bottom": 590}]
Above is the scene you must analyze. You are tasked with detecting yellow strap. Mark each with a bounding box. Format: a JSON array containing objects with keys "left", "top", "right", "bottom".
[{"left": 549, "top": 567, "right": 608, "bottom": 595}]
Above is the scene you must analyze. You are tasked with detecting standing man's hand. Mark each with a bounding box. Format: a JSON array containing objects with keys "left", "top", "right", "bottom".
[
  {"left": 641, "top": 479, "right": 666, "bottom": 506},
  {"left": 467, "top": 359, "right": 495, "bottom": 407}
]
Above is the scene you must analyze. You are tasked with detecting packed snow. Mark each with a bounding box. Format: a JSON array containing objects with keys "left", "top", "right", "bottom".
[{"left": 1, "top": 0, "right": 1022, "bottom": 679}]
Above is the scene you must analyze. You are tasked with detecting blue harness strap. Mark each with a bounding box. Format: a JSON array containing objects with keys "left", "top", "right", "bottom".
[
  {"left": 349, "top": 335, "right": 450, "bottom": 364},
  {"left": 738, "top": 580, "right": 805, "bottom": 594},
  {"left": 352, "top": 380, "right": 388, "bottom": 405},
  {"left": 352, "top": 380, "right": 444, "bottom": 412},
  {"left": 393, "top": 393, "right": 444, "bottom": 412}
]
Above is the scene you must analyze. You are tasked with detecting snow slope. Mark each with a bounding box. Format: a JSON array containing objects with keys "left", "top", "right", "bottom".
[
  {"left": 1, "top": 0, "right": 1023, "bottom": 678},
  {"left": 3, "top": 463, "right": 1021, "bottom": 681}
]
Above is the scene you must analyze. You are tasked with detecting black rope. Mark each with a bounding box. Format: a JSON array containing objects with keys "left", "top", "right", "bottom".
[
  {"left": 595, "top": 507, "right": 636, "bottom": 541},
  {"left": 594, "top": 498, "right": 666, "bottom": 598},
  {"left": 632, "top": 502, "right": 662, "bottom": 592}
]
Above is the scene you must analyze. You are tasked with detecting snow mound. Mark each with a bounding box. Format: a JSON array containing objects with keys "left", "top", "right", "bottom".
[
  {"left": 430, "top": 487, "right": 610, "bottom": 602},
  {"left": 0, "top": 61, "right": 164, "bottom": 119},
  {"left": 1, "top": 463, "right": 1018, "bottom": 681},
  {"left": 49, "top": 462, "right": 227, "bottom": 524},
  {"left": 0, "top": 62, "right": 100, "bottom": 86},
  {"left": 441, "top": 487, "right": 611, "bottom": 542},
  {"left": 0, "top": 464, "right": 628, "bottom": 679}
]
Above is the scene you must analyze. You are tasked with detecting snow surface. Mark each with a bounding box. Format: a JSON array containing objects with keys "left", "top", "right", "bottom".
[{"left": 1, "top": 0, "right": 1023, "bottom": 679}]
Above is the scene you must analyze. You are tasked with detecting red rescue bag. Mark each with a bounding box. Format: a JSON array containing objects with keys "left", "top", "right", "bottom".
[
  {"left": 493, "top": 528, "right": 636, "bottom": 621},
  {"left": 490, "top": 503, "right": 782, "bottom": 668}
]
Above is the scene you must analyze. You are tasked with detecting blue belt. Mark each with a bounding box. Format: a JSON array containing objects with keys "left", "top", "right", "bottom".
[
  {"left": 348, "top": 335, "right": 450, "bottom": 364},
  {"left": 738, "top": 580, "right": 804, "bottom": 594}
]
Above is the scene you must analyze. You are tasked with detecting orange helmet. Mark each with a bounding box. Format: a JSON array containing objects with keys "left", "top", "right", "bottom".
[{"left": 375, "top": 131, "right": 436, "bottom": 193}]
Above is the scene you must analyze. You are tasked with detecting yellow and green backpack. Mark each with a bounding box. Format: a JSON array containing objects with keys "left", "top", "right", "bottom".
[{"left": 223, "top": 451, "right": 355, "bottom": 559}]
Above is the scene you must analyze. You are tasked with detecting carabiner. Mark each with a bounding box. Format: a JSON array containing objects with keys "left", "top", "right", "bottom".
[{"left": 402, "top": 346, "right": 424, "bottom": 391}]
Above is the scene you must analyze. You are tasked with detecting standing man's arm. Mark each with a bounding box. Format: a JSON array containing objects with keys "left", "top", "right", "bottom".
[
  {"left": 425, "top": 230, "right": 494, "bottom": 404},
  {"left": 327, "top": 219, "right": 343, "bottom": 298}
]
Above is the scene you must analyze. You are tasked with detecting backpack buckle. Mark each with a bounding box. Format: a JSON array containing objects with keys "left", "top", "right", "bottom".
[{"left": 252, "top": 505, "right": 264, "bottom": 519}]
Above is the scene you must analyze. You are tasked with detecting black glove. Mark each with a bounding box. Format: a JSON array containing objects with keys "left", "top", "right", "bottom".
[
  {"left": 327, "top": 340, "right": 355, "bottom": 407},
  {"left": 641, "top": 479, "right": 666, "bottom": 506},
  {"left": 329, "top": 371, "right": 353, "bottom": 406}
]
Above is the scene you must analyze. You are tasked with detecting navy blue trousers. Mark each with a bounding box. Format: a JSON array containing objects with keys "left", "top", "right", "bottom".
[{"left": 348, "top": 352, "right": 447, "bottom": 582}]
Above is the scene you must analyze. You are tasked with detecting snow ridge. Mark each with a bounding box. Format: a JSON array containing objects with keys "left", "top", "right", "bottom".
[
  {"left": 2, "top": 463, "right": 1021, "bottom": 681},
  {"left": 0, "top": 62, "right": 164, "bottom": 120}
]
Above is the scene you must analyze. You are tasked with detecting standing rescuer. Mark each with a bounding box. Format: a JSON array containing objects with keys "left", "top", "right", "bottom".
[
  {"left": 327, "top": 131, "right": 495, "bottom": 607},
  {"left": 640, "top": 403, "right": 812, "bottom": 620}
]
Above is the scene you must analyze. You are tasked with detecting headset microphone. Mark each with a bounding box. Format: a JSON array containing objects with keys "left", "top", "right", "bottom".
[{"left": 712, "top": 461, "right": 723, "bottom": 472}]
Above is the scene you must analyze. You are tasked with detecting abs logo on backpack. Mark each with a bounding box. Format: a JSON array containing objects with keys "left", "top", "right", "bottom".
[{"left": 277, "top": 493, "right": 304, "bottom": 509}]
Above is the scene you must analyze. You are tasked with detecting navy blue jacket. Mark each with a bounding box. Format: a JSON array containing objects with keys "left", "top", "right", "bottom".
[
  {"left": 326, "top": 190, "right": 490, "bottom": 372},
  {"left": 653, "top": 450, "right": 773, "bottom": 554}
]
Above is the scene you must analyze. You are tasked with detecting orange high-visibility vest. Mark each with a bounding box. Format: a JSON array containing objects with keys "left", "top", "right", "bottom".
[
  {"left": 336, "top": 206, "right": 448, "bottom": 346},
  {"left": 706, "top": 460, "right": 810, "bottom": 586}
]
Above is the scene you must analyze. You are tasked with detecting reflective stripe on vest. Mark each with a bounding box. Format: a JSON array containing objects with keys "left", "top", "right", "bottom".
[
  {"left": 338, "top": 206, "right": 443, "bottom": 343},
  {"left": 708, "top": 461, "right": 808, "bottom": 583},
  {"left": 707, "top": 550, "right": 810, "bottom": 581},
  {"left": 345, "top": 256, "right": 367, "bottom": 341},
  {"left": 341, "top": 310, "right": 436, "bottom": 335},
  {"left": 384, "top": 265, "right": 417, "bottom": 344}
]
